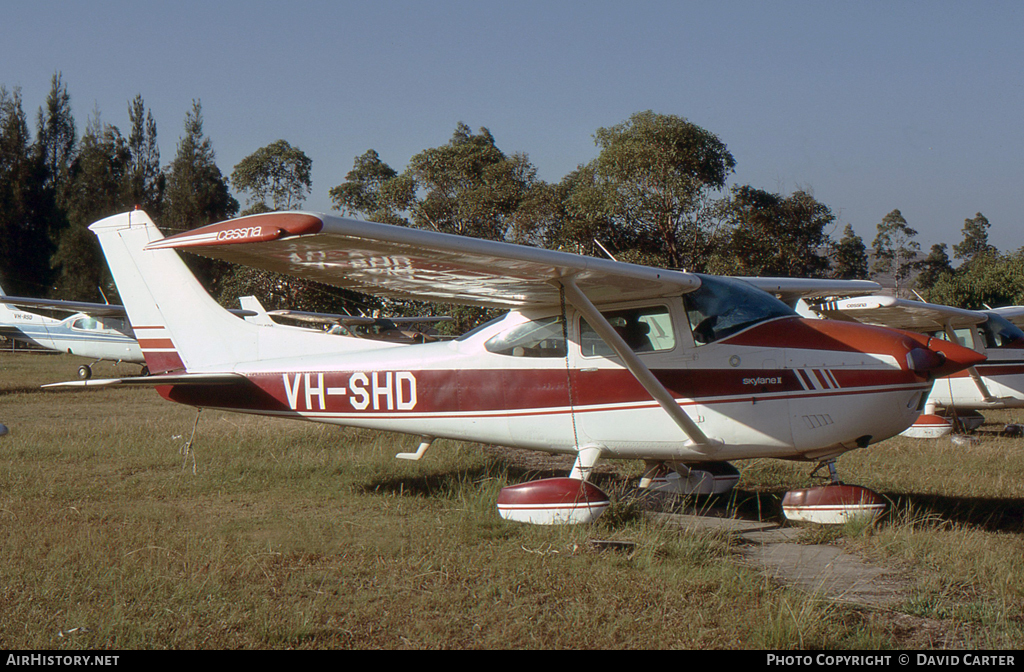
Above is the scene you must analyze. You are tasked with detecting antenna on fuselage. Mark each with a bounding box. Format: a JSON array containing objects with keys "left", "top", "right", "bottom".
[{"left": 593, "top": 240, "right": 618, "bottom": 262}]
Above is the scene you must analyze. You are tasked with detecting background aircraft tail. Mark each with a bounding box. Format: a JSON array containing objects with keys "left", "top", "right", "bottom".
[
  {"left": 238, "top": 296, "right": 277, "bottom": 326},
  {"left": 0, "top": 281, "right": 18, "bottom": 322}
]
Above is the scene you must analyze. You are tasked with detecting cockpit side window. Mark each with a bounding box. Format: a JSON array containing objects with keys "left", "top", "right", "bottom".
[
  {"left": 484, "top": 316, "right": 566, "bottom": 357},
  {"left": 981, "top": 313, "right": 1024, "bottom": 348},
  {"left": 580, "top": 305, "right": 675, "bottom": 357},
  {"left": 683, "top": 274, "right": 796, "bottom": 345}
]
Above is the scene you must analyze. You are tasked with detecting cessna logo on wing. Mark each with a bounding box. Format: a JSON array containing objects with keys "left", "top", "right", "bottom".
[
  {"left": 282, "top": 371, "right": 418, "bottom": 411},
  {"left": 217, "top": 226, "right": 262, "bottom": 241}
]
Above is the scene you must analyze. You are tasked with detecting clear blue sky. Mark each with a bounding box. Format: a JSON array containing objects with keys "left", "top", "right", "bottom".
[{"left": 4, "top": 0, "right": 1023, "bottom": 253}]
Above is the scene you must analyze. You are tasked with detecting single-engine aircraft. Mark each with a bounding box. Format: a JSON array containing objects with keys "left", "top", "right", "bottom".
[
  {"left": 806, "top": 295, "right": 1024, "bottom": 437},
  {"left": 0, "top": 283, "right": 145, "bottom": 379},
  {"left": 48, "top": 210, "right": 984, "bottom": 525}
]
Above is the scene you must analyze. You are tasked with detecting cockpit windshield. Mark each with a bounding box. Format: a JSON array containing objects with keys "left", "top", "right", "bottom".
[
  {"left": 683, "top": 274, "right": 796, "bottom": 345},
  {"left": 981, "top": 313, "right": 1024, "bottom": 348}
]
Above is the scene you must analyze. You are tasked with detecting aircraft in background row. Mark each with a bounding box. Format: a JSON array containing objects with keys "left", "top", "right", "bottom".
[
  {"left": 0, "top": 283, "right": 145, "bottom": 379},
  {"left": 2, "top": 279, "right": 451, "bottom": 381},
  {"left": 48, "top": 210, "right": 982, "bottom": 525},
  {"left": 243, "top": 296, "right": 452, "bottom": 344},
  {"left": 804, "top": 295, "right": 1024, "bottom": 437}
]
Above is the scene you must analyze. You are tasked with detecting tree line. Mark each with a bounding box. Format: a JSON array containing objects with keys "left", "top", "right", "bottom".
[{"left": 1, "top": 73, "right": 1019, "bottom": 322}]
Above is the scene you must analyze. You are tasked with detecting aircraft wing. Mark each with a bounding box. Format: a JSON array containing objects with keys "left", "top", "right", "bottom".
[
  {"left": 144, "top": 212, "right": 701, "bottom": 309},
  {"left": 0, "top": 295, "right": 127, "bottom": 317},
  {"left": 386, "top": 316, "right": 452, "bottom": 324},
  {"left": 267, "top": 310, "right": 376, "bottom": 326},
  {"left": 739, "top": 277, "right": 881, "bottom": 307},
  {"left": 268, "top": 310, "right": 452, "bottom": 326},
  {"left": 810, "top": 295, "right": 987, "bottom": 332}
]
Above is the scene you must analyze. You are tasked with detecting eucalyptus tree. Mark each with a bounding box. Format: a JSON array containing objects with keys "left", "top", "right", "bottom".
[
  {"left": 223, "top": 139, "right": 334, "bottom": 310},
  {"left": 231, "top": 139, "right": 312, "bottom": 215},
  {"left": 953, "top": 212, "right": 995, "bottom": 264},
  {"left": 330, "top": 149, "right": 413, "bottom": 226},
  {"left": 871, "top": 209, "right": 920, "bottom": 297},
  {"left": 332, "top": 124, "right": 552, "bottom": 245},
  {"left": 330, "top": 125, "right": 553, "bottom": 331},
  {"left": 713, "top": 186, "right": 833, "bottom": 277},
  {"left": 576, "top": 110, "right": 735, "bottom": 271},
  {"left": 927, "top": 250, "right": 1024, "bottom": 309},
  {"left": 404, "top": 123, "right": 551, "bottom": 245}
]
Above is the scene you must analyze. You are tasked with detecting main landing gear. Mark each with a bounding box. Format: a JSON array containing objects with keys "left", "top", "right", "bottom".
[
  {"left": 494, "top": 449, "right": 887, "bottom": 526},
  {"left": 781, "top": 458, "right": 886, "bottom": 525},
  {"left": 76, "top": 361, "right": 149, "bottom": 380},
  {"left": 495, "top": 449, "right": 744, "bottom": 526},
  {"left": 496, "top": 446, "right": 611, "bottom": 525}
]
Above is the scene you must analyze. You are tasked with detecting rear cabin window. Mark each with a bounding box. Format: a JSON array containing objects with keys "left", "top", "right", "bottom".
[
  {"left": 484, "top": 316, "right": 566, "bottom": 357},
  {"left": 934, "top": 327, "right": 978, "bottom": 350},
  {"left": 580, "top": 306, "right": 675, "bottom": 357},
  {"left": 72, "top": 317, "right": 100, "bottom": 331}
]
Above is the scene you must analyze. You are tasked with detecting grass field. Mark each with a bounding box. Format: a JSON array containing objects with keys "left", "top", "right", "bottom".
[{"left": 1, "top": 351, "right": 1023, "bottom": 649}]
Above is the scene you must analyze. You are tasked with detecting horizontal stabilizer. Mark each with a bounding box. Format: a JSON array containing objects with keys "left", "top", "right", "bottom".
[{"left": 43, "top": 372, "right": 246, "bottom": 389}]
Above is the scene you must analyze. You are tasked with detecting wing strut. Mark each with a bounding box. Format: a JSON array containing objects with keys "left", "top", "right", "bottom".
[
  {"left": 943, "top": 323, "right": 995, "bottom": 402},
  {"left": 557, "top": 277, "right": 716, "bottom": 450}
]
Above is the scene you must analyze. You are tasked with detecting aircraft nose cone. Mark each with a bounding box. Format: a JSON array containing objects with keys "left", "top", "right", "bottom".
[{"left": 917, "top": 336, "right": 987, "bottom": 378}]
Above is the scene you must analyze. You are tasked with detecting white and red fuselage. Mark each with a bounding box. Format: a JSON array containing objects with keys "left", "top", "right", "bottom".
[
  {"left": 145, "top": 305, "right": 970, "bottom": 464},
  {"left": 76, "top": 210, "right": 983, "bottom": 469}
]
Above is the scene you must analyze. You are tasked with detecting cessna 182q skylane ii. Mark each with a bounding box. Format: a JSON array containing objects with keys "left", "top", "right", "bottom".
[
  {"left": 50, "top": 209, "right": 983, "bottom": 525},
  {"left": 805, "top": 295, "right": 1024, "bottom": 438}
]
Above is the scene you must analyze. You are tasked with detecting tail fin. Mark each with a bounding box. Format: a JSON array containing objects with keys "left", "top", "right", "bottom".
[
  {"left": 238, "top": 296, "right": 277, "bottom": 326},
  {"left": 0, "top": 281, "right": 17, "bottom": 321}
]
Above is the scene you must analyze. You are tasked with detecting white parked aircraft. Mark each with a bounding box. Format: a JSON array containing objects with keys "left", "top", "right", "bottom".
[
  {"left": 238, "top": 295, "right": 452, "bottom": 343},
  {"left": 48, "top": 210, "right": 983, "bottom": 525},
  {"left": 0, "top": 283, "right": 145, "bottom": 378},
  {"left": 807, "top": 295, "right": 1024, "bottom": 437}
]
